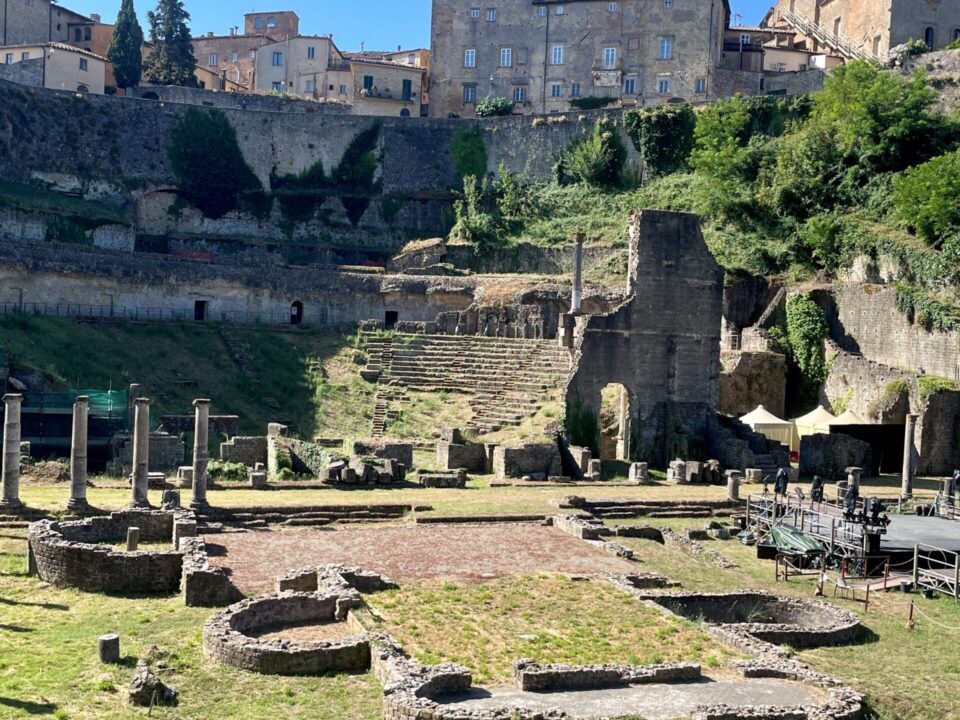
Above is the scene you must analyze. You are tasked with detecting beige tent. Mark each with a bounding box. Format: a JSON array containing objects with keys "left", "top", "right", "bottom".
[
  {"left": 740, "top": 405, "right": 793, "bottom": 447},
  {"left": 791, "top": 405, "right": 836, "bottom": 452},
  {"left": 829, "top": 409, "right": 868, "bottom": 426}
]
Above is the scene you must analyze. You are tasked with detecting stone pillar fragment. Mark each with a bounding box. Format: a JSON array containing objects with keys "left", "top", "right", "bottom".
[
  {"left": 126, "top": 526, "right": 140, "bottom": 551},
  {"left": 98, "top": 633, "right": 120, "bottom": 664},
  {"left": 130, "top": 398, "right": 151, "bottom": 508},
  {"left": 726, "top": 470, "right": 742, "bottom": 501},
  {"left": 191, "top": 399, "right": 211, "bottom": 508},
  {"left": 0, "top": 394, "right": 23, "bottom": 509},
  {"left": 571, "top": 233, "right": 584, "bottom": 314},
  {"left": 902, "top": 414, "right": 917, "bottom": 499},
  {"left": 67, "top": 396, "right": 90, "bottom": 511}
]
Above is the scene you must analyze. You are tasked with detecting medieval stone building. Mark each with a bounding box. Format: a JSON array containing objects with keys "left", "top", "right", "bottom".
[
  {"left": 429, "top": 0, "right": 730, "bottom": 117},
  {"left": 767, "top": 0, "right": 960, "bottom": 60}
]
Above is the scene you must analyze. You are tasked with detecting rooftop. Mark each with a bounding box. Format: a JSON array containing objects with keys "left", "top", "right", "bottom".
[{"left": 0, "top": 42, "right": 108, "bottom": 62}]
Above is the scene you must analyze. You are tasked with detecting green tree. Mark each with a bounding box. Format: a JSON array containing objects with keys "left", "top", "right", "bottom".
[
  {"left": 624, "top": 103, "right": 696, "bottom": 178},
  {"left": 143, "top": 0, "right": 197, "bottom": 87},
  {"left": 689, "top": 97, "right": 751, "bottom": 180},
  {"left": 893, "top": 149, "right": 960, "bottom": 245},
  {"left": 811, "top": 60, "right": 945, "bottom": 172},
  {"left": 107, "top": 0, "right": 144, "bottom": 89}
]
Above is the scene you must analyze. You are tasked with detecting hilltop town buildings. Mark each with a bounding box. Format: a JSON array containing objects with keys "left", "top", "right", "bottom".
[{"left": 766, "top": 0, "right": 960, "bottom": 60}]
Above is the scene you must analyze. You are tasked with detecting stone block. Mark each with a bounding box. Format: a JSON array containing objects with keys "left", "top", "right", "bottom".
[
  {"left": 492, "top": 444, "right": 562, "bottom": 480},
  {"left": 177, "top": 466, "right": 193, "bottom": 489},
  {"left": 667, "top": 459, "right": 687, "bottom": 484},
  {"left": 745, "top": 468, "right": 763, "bottom": 484},
  {"left": 435, "top": 441, "right": 486, "bottom": 472},
  {"left": 219, "top": 436, "right": 268, "bottom": 466},
  {"left": 628, "top": 462, "right": 650, "bottom": 484},
  {"left": 800, "top": 434, "right": 872, "bottom": 481},
  {"left": 686, "top": 460, "right": 704, "bottom": 484}
]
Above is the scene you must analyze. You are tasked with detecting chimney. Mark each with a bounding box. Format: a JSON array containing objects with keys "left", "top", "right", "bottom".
[{"left": 90, "top": 13, "right": 101, "bottom": 22}]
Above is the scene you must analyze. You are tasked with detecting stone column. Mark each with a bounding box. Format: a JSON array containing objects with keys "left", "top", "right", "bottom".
[
  {"left": 571, "top": 233, "right": 584, "bottom": 314},
  {"left": 191, "top": 399, "right": 211, "bottom": 508},
  {"left": 67, "top": 396, "right": 90, "bottom": 511},
  {"left": 902, "top": 414, "right": 917, "bottom": 499},
  {"left": 615, "top": 388, "right": 631, "bottom": 461},
  {"left": 0, "top": 394, "right": 23, "bottom": 509},
  {"left": 130, "top": 398, "right": 150, "bottom": 508}
]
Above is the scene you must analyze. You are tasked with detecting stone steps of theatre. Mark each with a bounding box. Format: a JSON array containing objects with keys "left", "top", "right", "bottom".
[
  {"left": 391, "top": 351, "right": 567, "bottom": 367},
  {"left": 387, "top": 360, "right": 564, "bottom": 376}
]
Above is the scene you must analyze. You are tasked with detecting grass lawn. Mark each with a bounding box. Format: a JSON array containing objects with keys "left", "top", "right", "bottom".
[
  {"left": 0, "top": 528, "right": 382, "bottom": 720},
  {"left": 366, "top": 574, "right": 738, "bottom": 685}
]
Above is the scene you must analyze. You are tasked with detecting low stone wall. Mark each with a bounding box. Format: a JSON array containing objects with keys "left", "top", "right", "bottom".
[
  {"left": 203, "top": 592, "right": 370, "bottom": 675},
  {"left": 28, "top": 509, "right": 186, "bottom": 594},
  {"left": 351, "top": 440, "right": 414, "bottom": 469},
  {"left": 219, "top": 436, "right": 268, "bottom": 466},
  {"left": 492, "top": 443, "right": 562, "bottom": 480},
  {"left": 418, "top": 470, "right": 467, "bottom": 488},
  {"left": 634, "top": 591, "right": 861, "bottom": 652},
  {"left": 276, "top": 565, "right": 398, "bottom": 595},
  {"left": 109, "top": 431, "right": 185, "bottom": 474},
  {"left": 180, "top": 536, "right": 244, "bottom": 607},
  {"left": 513, "top": 658, "right": 700, "bottom": 692},
  {"left": 435, "top": 441, "right": 487, "bottom": 472}
]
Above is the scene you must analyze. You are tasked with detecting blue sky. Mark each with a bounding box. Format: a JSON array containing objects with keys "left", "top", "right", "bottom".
[{"left": 66, "top": 0, "right": 772, "bottom": 51}]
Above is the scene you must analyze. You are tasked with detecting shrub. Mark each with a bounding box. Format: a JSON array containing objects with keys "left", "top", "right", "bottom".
[
  {"left": 449, "top": 176, "right": 503, "bottom": 253},
  {"left": 918, "top": 375, "right": 959, "bottom": 402},
  {"left": 557, "top": 119, "right": 627, "bottom": 189},
  {"left": 569, "top": 96, "right": 617, "bottom": 111},
  {"left": 474, "top": 96, "right": 513, "bottom": 117},
  {"left": 207, "top": 461, "right": 248, "bottom": 484},
  {"left": 564, "top": 397, "right": 600, "bottom": 455},
  {"left": 893, "top": 149, "right": 960, "bottom": 245},
  {"left": 451, "top": 126, "right": 488, "bottom": 179},
  {"left": 624, "top": 103, "right": 696, "bottom": 177}
]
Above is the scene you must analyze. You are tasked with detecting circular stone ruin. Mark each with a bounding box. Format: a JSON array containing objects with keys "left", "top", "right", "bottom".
[
  {"left": 28, "top": 509, "right": 190, "bottom": 594},
  {"left": 643, "top": 591, "right": 860, "bottom": 649},
  {"left": 203, "top": 592, "right": 370, "bottom": 675}
]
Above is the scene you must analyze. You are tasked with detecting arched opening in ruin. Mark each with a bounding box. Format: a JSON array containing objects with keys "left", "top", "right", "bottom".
[
  {"left": 399, "top": 108, "right": 411, "bottom": 117},
  {"left": 290, "top": 300, "right": 304, "bottom": 325},
  {"left": 142, "top": 91, "right": 160, "bottom": 100},
  {"left": 599, "top": 383, "right": 632, "bottom": 461}
]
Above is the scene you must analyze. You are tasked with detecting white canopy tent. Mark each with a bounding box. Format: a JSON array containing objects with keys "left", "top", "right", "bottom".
[
  {"left": 739, "top": 405, "right": 793, "bottom": 447},
  {"left": 791, "top": 405, "right": 836, "bottom": 452},
  {"left": 829, "top": 409, "right": 868, "bottom": 426}
]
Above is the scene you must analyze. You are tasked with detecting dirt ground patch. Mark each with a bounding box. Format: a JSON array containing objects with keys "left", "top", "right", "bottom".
[
  {"left": 206, "top": 524, "right": 635, "bottom": 593},
  {"left": 251, "top": 620, "right": 359, "bottom": 643}
]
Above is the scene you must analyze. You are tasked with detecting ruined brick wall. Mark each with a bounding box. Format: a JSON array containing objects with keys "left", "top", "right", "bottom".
[
  {"left": 565, "top": 210, "right": 723, "bottom": 465},
  {"left": 220, "top": 436, "right": 268, "bottom": 466},
  {"left": 436, "top": 441, "right": 487, "bottom": 471},
  {"left": 492, "top": 443, "right": 562, "bottom": 479}
]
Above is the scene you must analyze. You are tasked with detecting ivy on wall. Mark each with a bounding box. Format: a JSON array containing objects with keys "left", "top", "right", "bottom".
[
  {"left": 451, "top": 126, "right": 488, "bottom": 180},
  {"left": 167, "top": 107, "right": 263, "bottom": 219},
  {"left": 785, "top": 292, "right": 829, "bottom": 410}
]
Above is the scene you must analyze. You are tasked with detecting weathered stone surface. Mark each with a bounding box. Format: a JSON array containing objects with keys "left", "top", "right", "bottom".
[
  {"left": 128, "top": 663, "right": 178, "bottom": 706},
  {"left": 220, "top": 436, "right": 268, "bottom": 467},
  {"left": 492, "top": 444, "right": 562, "bottom": 480},
  {"left": 799, "top": 433, "right": 873, "bottom": 481}
]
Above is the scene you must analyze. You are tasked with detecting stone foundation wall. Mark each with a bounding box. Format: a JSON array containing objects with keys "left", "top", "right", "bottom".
[
  {"left": 492, "top": 444, "right": 562, "bottom": 480},
  {"left": 513, "top": 659, "right": 700, "bottom": 692},
  {"left": 219, "top": 436, "right": 268, "bottom": 466},
  {"left": 109, "top": 431, "right": 185, "bottom": 474},
  {"left": 350, "top": 440, "right": 414, "bottom": 469},
  {"left": 28, "top": 509, "right": 187, "bottom": 594},
  {"left": 180, "top": 536, "right": 244, "bottom": 607},
  {"left": 435, "top": 441, "right": 486, "bottom": 472}
]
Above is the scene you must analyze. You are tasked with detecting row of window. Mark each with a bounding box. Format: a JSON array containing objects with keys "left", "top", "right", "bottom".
[
  {"left": 464, "top": 39, "right": 673, "bottom": 69},
  {"left": 4, "top": 51, "right": 88, "bottom": 71},
  {"left": 471, "top": 1, "right": 673, "bottom": 20},
  {"left": 462, "top": 74, "right": 702, "bottom": 103}
]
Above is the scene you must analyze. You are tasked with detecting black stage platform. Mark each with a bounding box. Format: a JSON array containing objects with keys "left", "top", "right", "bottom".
[{"left": 880, "top": 514, "right": 960, "bottom": 563}]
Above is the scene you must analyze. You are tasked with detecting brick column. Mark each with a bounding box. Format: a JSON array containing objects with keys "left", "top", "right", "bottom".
[
  {"left": 130, "top": 398, "right": 150, "bottom": 508},
  {"left": 191, "top": 399, "right": 211, "bottom": 508},
  {"left": 67, "top": 396, "right": 90, "bottom": 511},
  {"left": 0, "top": 394, "right": 23, "bottom": 509}
]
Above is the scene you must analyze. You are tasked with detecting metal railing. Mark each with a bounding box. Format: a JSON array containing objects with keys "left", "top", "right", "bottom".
[
  {"left": 914, "top": 543, "right": 960, "bottom": 600},
  {"left": 0, "top": 302, "right": 329, "bottom": 326},
  {"left": 780, "top": 9, "right": 868, "bottom": 60}
]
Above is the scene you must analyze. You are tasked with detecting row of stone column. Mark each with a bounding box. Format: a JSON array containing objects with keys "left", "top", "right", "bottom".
[{"left": 0, "top": 394, "right": 211, "bottom": 511}]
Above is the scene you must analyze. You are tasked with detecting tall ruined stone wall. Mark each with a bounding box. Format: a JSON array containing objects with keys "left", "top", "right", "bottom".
[
  {"left": 0, "top": 81, "right": 639, "bottom": 251},
  {"left": 565, "top": 210, "right": 723, "bottom": 464}
]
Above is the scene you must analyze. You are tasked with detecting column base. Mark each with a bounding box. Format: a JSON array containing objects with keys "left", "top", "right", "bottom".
[
  {"left": 189, "top": 499, "right": 209, "bottom": 510},
  {"left": 129, "top": 500, "right": 152, "bottom": 509},
  {"left": 0, "top": 498, "right": 23, "bottom": 510},
  {"left": 66, "top": 498, "right": 90, "bottom": 512}
]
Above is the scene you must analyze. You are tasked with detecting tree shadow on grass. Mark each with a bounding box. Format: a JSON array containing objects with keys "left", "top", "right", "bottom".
[
  {"left": 0, "top": 623, "right": 33, "bottom": 632},
  {"left": 0, "top": 596, "right": 69, "bottom": 610},
  {"left": 0, "top": 697, "right": 57, "bottom": 715}
]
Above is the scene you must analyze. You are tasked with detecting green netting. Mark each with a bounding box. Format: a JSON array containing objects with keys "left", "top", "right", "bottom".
[
  {"left": 22, "top": 390, "right": 128, "bottom": 419},
  {"left": 770, "top": 524, "right": 828, "bottom": 554}
]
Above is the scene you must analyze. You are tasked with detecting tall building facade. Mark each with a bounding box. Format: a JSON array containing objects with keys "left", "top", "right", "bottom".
[
  {"left": 193, "top": 11, "right": 300, "bottom": 89},
  {"left": 430, "top": 0, "right": 730, "bottom": 117},
  {"left": 767, "top": 0, "right": 960, "bottom": 60},
  {"left": 1, "top": 0, "right": 89, "bottom": 46}
]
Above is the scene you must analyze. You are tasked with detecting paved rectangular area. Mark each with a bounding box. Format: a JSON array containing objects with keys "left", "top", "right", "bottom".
[{"left": 206, "top": 523, "right": 636, "bottom": 593}]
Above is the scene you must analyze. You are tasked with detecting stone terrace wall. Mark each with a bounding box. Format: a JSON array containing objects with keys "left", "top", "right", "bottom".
[
  {"left": 127, "top": 85, "right": 351, "bottom": 113},
  {"left": 823, "top": 284, "right": 960, "bottom": 382}
]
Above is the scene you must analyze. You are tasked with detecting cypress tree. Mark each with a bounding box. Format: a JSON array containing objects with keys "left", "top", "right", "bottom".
[
  {"left": 107, "top": 0, "right": 144, "bottom": 89},
  {"left": 142, "top": 0, "right": 197, "bottom": 87}
]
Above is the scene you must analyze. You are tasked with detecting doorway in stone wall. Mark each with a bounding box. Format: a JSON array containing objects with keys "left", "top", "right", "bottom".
[
  {"left": 290, "top": 301, "right": 303, "bottom": 325},
  {"left": 599, "top": 383, "right": 632, "bottom": 461},
  {"left": 385, "top": 311, "right": 399, "bottom": 329}
]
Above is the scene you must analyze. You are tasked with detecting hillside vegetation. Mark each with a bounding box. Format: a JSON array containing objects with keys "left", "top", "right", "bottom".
[{"left": 452, "top": 60, "right": 960, "bottom": 330}]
